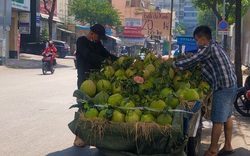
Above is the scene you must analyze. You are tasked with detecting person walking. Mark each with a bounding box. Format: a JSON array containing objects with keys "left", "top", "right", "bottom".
[
  {"left": 74, "top": 23, "right": 118, "bottom": 147},
  {"left": 170, "top": 25, "right": 237, "bottom": 156}
]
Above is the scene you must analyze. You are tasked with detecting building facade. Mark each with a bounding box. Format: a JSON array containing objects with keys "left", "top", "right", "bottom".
[
  {"left": 155, "top": 0, "right": 197, "bottom": 36},
  {"left": 0, "top": 0, "right": 31, "bottom": 64},
  {"left": 111, "top": 0, "right": 152, "bottom": 55}
]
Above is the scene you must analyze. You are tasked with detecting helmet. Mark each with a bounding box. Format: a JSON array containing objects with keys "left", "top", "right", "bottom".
[{"left": 48, "top": 40, "right": 53, "bottom": 46}]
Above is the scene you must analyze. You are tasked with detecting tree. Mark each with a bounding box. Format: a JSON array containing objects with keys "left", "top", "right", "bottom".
[
  {"left": 192, "top": 0, "right": 250, "bottom": 23},
  {"left": 69, "top": 0, "right": 121, "bottom": 27},
  {"left": 172, "top": 22, "right": 187, "bottom": 38},
  {"left": 40, "top": 28, "right": 49, "bottom": 41},
  {"left": 197, "top": 9, "right": 216, "bottom": 38},
  {"left": 191, "top": 0, "right": 250, "bottom": 50},
  {"left": 42, "top": 0, "right": 57, "bottom": 40}
]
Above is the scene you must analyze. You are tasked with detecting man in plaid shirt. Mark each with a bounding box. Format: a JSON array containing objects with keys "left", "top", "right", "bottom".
[{"left": 172, "top": 25, "right": 237, "bottom": 156}]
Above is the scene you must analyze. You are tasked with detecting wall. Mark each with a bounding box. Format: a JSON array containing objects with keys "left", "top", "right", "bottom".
[
  {"left": 242, "top": 8, "right": 250, "bottom": 65},
  {"left": 112, "top": 0, "right": 149, "bottom": 25},
  {"left": 9, "top": 10, "right": 19, "bottom": 58}
]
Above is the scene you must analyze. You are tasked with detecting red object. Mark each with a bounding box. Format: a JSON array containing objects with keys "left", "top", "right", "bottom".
[
  {"left": 123, "top": 26, "right": 144, "bottom": 38},
  {"left": 17, "top": 33, "right": 20, "bottom": 53},
  {"left": 133, "top": 76, "right": 144, "bottom": 84},
  {"left": 43, "top": 46, "right": 57, "bottom": 65},
  {"left": 245, "top": 90, "right": 250, "bottom": 100}
]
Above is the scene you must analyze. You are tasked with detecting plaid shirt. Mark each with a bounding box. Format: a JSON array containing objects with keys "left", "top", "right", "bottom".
[{"left": 172, "top": 40, "right": 237, "bottom": 91}]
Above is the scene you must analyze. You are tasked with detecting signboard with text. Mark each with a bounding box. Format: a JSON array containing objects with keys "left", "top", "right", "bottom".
[
  {"left": 123, "top": 26, "right": 144, "bottom": 38},
  {"left": 19, "top": 12, "right": 30, "bottom": 34},
  {"left": 142, "top": 12, "right": 171, "bottom": 36},
  {"left": 12, "top": 0, "right": 30, "bottom": 11}
]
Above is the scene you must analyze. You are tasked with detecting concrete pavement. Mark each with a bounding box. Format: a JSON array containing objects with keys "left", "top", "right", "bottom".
[{"left": 1, "top": 53, "right": 250, "bottom": 156}]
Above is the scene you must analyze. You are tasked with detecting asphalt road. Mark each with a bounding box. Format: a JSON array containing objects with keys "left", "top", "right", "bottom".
[
  {"left": 0, "top": 54, "right": 249, "bottom": 156},
  {"left": 0, "top": 57, "right": 103, "bottom": 156}
]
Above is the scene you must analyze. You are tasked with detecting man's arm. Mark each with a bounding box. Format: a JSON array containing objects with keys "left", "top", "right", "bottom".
[{"left": 172, "top": 45, "right": 211, "bottom": 70}]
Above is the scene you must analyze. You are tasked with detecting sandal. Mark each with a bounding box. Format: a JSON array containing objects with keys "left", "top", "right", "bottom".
[
  {"left": 73, "top": 136, "right": 85, "bottom": 147},
  {"left": 218, "top": 150, "right": 235, "bottom": 155}
]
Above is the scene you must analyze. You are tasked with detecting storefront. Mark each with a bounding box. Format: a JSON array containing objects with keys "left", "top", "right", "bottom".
[
  {"left": 118, "top": 26, "right": 146, "bottom": 56},
  {"left": 0, "top": 0, "right": 12, "bottom": 64}
]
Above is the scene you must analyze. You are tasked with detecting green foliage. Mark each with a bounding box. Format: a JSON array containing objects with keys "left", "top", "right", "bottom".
[
  {"left": 192, "top": 0, "right": 250, "bottom": 24},
  {"left": 69, "top": 0, "right": 122, "bottom": 27},
  {"left": 172, "top": 22, "right": 187, "bottom": 37},
  {"left": 197, "top": 9, "right": 216, "bottom": 37},
  {"left": 40, "top": 29, "right": 49, "bottom": 41}
]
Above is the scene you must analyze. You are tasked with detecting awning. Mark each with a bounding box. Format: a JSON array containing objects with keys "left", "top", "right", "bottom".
[
  {"left": 121, "top": 37, "right": 146, "bottom": 46},
  {"left": 176, "top": 36, "right": 198, "bottom": 53},
  {"left": 40, "top": 13, "right": 62, "bottom": 23},
  {"left": 57, "top": 28, "right": 75, "bottom": 34},
  {"left": 107, "top": 35, "right": 121, "bottom": 42},
  {"left": 75, "top": 25, "right": 113, "bottom": 35},
  {"left": 76, "top": 25, "right": 90, "bottom": 30}
]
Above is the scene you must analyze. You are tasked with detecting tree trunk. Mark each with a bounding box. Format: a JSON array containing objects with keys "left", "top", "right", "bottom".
[{"left": 48, "top": 16, "right": 53, "bottom": 40}]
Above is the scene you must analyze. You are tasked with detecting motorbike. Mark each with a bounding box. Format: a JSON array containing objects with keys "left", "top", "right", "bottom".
[
  {"left": 42, "top": 52, "right": 55, "bottom": 75},
  {"left": 234, "top": 73, "right": 250, "bottom": 117}
]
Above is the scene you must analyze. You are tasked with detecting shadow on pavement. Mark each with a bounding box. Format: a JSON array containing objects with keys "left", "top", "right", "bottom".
[
  {"left": 46, "top": 146, "right": 105, "bottom": 156},
  {"left": 230, "top": 147, "right": 250, "bottom": 156},
  {"left": 5, "top": 59, "right": 71, "bottom": 69}
]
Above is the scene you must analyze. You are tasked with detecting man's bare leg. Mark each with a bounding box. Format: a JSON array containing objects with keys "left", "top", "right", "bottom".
[
  {"left": 220, "top": 117, "right": 234, "bottom": 152},
  {"left": 204, "top": 122, "right": 223, "bottom": 156}
]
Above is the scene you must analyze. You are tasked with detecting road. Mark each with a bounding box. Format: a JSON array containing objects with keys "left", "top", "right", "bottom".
[
  {"left": 0, "top": 57, "right": 104, "bottom": 156},
  {"left": 0, "top": 54, "right": 249, "bottom": 156}
]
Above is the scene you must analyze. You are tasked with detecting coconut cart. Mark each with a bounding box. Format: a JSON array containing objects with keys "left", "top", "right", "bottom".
[
  {"left": 68, "top": 50, "right": 211, "bottom": 156},
  {"left": 68, "top": 90, "right": 210, "bottom": 156}
]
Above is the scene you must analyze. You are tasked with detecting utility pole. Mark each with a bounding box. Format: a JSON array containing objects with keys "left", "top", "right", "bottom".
[
  {"left": 235, "top": 0, "right": 242, "bottom": 87},
  {"left": 168, "top": 0, "right": 173, "bottom": 57}
]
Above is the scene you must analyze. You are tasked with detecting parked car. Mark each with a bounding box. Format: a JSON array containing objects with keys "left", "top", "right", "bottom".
[{"left": 21, "top": 40, "right": 71, "bottom": 58}]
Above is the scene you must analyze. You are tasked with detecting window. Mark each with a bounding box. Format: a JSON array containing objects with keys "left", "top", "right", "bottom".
[
  {"left": 126, "top": 0, "right": 140, "bottom": 7},
  {"left": 126, "top": 0, "right": 131, "bottom": 7}
]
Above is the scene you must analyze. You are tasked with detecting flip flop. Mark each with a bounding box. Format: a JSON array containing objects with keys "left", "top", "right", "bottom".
[{"left": 218, "top": 150, "right": 235, "bottom": 155}]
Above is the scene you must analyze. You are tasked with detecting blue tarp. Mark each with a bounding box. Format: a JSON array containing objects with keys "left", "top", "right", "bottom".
[{"left": 176, "top": 36, "right": 198, "bottom": 54}]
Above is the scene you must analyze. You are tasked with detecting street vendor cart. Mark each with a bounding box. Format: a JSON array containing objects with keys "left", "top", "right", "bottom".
[
  {"left": 68, "top": 48, "right": 210, "bottom": 156},
  {"left": 68, "top": 94, "right": 209, "bottom": 156}
]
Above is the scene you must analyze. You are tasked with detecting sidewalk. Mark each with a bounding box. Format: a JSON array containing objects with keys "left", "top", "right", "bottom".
[
  {"left": 200, "top": 115, "right": 250, "bottom": 156},
  {"left": 2, "top": 53, "right": 75, "bottom": 69},
  {"left": 4, "top": 53, "right": 42, "bottom": 69}
]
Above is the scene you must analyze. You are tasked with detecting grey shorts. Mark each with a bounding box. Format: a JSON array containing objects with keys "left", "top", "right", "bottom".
[{"left": 211, "top": 84, "right": 237, "bottom": 123}]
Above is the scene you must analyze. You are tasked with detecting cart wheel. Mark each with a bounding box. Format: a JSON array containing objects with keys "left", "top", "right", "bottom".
[{"left": 187, "top": 125, "right": 202, "bottom": 156}]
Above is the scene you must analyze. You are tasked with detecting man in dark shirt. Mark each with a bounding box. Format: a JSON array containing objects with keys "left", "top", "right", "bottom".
[
  {"left": 172, "top": 25, "right": 237, "bottom": 156},
  {"left": 74, "top": 24, "right": 118, "bottom": 147},
  {"left": 76, "top": 23, "right": 118, "bottom": 89}
]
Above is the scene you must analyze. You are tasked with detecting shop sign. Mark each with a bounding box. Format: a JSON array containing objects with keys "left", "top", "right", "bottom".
[
  {"left": 142, "top": 12, "right": 171, "bottom": 36},
  {"left": 12, "top": 0, "right": 30, "bottom": 11},
  {"left": 19, "top": 12, "right": 30, "bottom": 34},
  {"left": 123, "top": 26, "right": 144, "bottom": 38}
]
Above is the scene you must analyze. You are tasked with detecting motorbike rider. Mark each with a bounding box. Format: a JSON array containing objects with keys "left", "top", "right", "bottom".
[{"left": 42, "top": 40, "right": 57, "bottom": 66}]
